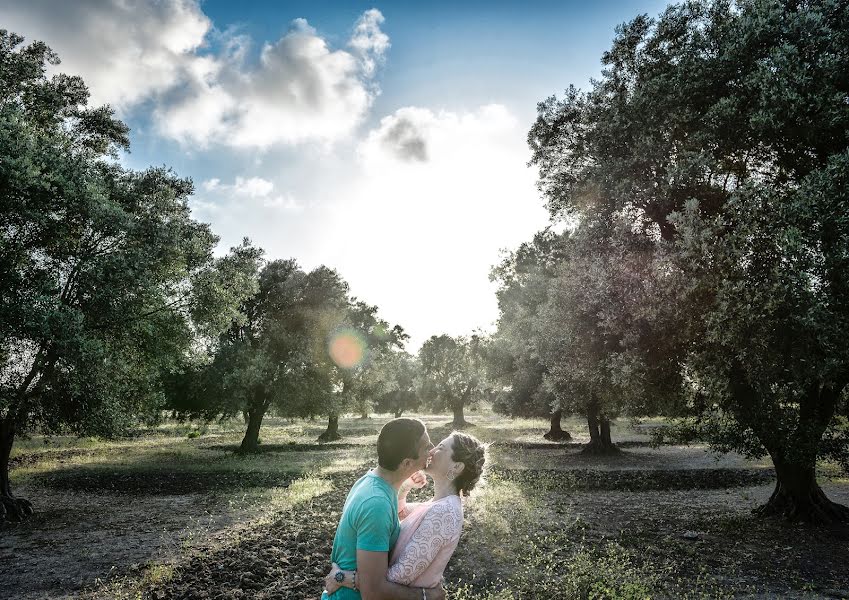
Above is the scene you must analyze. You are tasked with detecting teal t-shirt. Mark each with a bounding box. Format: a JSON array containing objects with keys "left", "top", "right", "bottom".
[{"left": 322, "top": 471, "right": 400, "bottom": 599}]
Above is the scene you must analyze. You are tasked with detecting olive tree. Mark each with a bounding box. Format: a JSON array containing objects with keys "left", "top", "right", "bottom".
[
  {"left": 0, "top": 32, "right": 253, "bottom": 520},
  {"left": 528, "top": 0, "right": 849, "bottom": 521}
]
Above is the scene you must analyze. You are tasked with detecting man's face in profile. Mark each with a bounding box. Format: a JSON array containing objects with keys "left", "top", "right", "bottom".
[{"left": 414, "top": 430, "right": 433, "bottom": 472}]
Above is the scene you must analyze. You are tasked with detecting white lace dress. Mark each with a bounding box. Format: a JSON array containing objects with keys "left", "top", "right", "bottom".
[{"left": 386, "top": 495, "right": 464, "bottom": 588}]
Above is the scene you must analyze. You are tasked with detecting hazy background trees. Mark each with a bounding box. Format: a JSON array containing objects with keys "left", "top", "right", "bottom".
[{"left": 418, "top": 334, "right": 487, "bottom": 428}]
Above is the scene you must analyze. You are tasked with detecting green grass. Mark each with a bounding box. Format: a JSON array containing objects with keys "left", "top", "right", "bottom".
[{"left": 8, "top": 411, "right": 849, "bottom": 600}]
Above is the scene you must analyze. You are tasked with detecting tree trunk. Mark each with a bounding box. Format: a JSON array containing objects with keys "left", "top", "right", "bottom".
[
  {"left": 450, "top": 403, "right": 471, "bottom": 429},
  {"left": 239, "top": 404, "right": 266, "bottom": 453},
  {"left": 600, "top": 418, "right": 613, "bottom": 447},
  {"left": 1, "top": 415, "right": 33, "bottom": 522},
  {"left": 543, "top": 409, "right": 571, "bottom": 441},
  {"left": 756, "top": 459, "right": 849, "bottom": 525},
  {"left": 318, "top": 414, "right": 342, "bottom": 442},
  {"left": 728, "top": 364, "right": 848, "bottom": 524},
  {"left": 581, "top": 413, "right": 619, "bottom": 455}
]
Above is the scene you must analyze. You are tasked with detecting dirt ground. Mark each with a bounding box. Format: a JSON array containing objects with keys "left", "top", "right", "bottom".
[{"left": 2, "top": 416, "right": 848, "bottom": 599}]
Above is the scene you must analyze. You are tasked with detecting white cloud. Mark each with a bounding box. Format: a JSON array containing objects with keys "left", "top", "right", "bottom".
[
  {"left": 197, "top": 176, "right": 302, "bottom": 212},
  {"left": 349, "top": 8, "right": 390, "bottom": 77},
  {"left": 317, "top": 104, "right": 549, "bottom": 348},
  {"left": 0, "top": 1, "right": 388, "bottom": 148},
  {"left": 0, "top": 0, "right": 211, "bottom": 109},
  {"left": 233, "top": 176, "right": 275, "bottom": 198},
  {"left": 185, "top": 104, "right": 547, "bottom": 350},
  {"left": 155, "top": 12, "right": 387, "bottom": 149}
]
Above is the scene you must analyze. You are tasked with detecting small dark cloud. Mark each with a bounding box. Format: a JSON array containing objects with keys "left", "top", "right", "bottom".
[{"left": 380, "top": 117, "right": 428, "bottom": 162}]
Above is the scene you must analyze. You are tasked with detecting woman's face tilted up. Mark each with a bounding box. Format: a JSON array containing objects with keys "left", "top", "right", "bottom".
[{"left": 425, "top": 434, "right": 463, "bottom": 481}]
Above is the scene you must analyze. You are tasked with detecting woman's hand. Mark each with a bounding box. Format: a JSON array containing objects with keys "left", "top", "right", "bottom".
[{"left": 399, "top": 470, "right": 427, "bottom": 496}]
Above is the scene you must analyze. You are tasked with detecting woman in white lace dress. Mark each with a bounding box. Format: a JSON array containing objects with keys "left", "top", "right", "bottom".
[{"left": 324, "top": 432, "right": 487, "bottom": 595}]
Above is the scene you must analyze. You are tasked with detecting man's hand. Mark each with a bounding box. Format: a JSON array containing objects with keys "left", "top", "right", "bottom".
[
  {"left": 323, "top": 562, "right": 342, "bottom": 595},
  {"left": 424, "top": 583, "right": 446, "bottom": 600}
]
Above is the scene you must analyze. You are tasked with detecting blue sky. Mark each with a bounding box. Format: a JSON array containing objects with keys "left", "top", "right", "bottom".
[{"left": 1, "top": 0, "right": 669, "bottom": 349}]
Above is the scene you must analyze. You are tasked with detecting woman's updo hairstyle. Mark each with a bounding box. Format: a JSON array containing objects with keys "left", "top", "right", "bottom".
[{"left": 450, "top": 432, "right": 487, "bottom": 497}]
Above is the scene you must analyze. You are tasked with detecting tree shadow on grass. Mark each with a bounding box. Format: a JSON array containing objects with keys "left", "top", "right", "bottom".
[
  {"left": 29, "top": 468, "right": 298, "bottom": 495},
  {"left": 205, "top": 442, "right": 362, "bottom": 453},
  {"left": 491, "top": 466, "right": 776, "bottom": 492}
]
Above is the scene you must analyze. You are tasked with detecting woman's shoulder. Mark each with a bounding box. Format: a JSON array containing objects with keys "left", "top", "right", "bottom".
[
  {"left": 428, "top": 496, "right": 464, "bottom": 527},
  {"left": 434, "top": 494, "right": 463, "bottom": 511}
]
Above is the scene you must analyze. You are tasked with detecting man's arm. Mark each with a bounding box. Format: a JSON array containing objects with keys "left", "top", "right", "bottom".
[{"left": 356, "top": 549, "right": 445, "bottom": 600}]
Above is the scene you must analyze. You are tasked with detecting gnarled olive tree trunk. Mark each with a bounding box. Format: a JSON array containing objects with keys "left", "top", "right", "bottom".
[
  {"left": 1, "top": 415, "right": 33, "bottom": 522},
  {"left": 239, "top": 398, "right": 268, "bottom": 453},
  {"left": 543, "top": 409, "right": 572, "bottom": 441},
  {"left": 581, "top": 399, "right": 618, "bottom": 455},
  {"left": 318, "top": 414, "right": 342, "bottom": 442},
  {"left": 732, "top": 367, "right": 849, "bottom": 524},
  {"left": 757, "top": 458, "right": 849, "bottom": 524},
  {"left": 451, "top": 403, "right": 471, "bottom": 429}
]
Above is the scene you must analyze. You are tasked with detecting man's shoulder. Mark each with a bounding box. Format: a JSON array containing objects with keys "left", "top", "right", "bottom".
[{"left": 349, "top": 481, "right": 395, "bottom": 510}]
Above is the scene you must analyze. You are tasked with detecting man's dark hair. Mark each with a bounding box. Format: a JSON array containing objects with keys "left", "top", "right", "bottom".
[{"left": 377, "top": 418, "right": 426, "bottom": 470}]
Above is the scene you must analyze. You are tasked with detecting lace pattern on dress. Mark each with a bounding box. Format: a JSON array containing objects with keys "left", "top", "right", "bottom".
[{"left": 386, "top": 499, "right": 462, "bottom": 585}]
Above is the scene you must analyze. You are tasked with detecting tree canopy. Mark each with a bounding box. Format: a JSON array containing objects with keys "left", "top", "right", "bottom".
[
  {"left": 419, "top": 334, "right": 487, "bottom": 428},
  {"left": 0, "top": 31, "right": 254, "bottom": 521},
  {"left": 527, "top": 0, "right": 849, "bottom": 522}
]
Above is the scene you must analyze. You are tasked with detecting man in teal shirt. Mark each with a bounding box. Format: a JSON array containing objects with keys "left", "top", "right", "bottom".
[{"left": 322, "top": 418, "right": 445, "bottom": 600}]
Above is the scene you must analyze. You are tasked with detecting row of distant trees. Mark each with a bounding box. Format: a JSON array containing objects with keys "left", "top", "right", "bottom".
[
  {"left": 0, "top": 29, "right": 489, "bottom": 522},
  {"left": 486, "top": 0, "right": 849, "bottom": 525},
  {"left": 164, "top": 251, "right": 489, "bottom": 453}
]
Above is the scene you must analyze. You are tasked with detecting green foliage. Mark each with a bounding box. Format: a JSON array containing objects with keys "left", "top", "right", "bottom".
[
  {"left": 0, "top": 30, "right": 248, "bottom": 440},
  {"left": 527, "top": 0, "right": 849, "bottom": 498},
  {"left": 338, "top": 300, "right": 408, "bottom": 419},
  {"left": 372, "top": 350, "right": 421, "bottom": 416},
  {"left": 488, "top": 230, "right": 565, "bottom": 420},
  {"left": 173, "top": 260, "right": 343, "bottom": 423},
  {"left": 419, "top": 334, "right": 487, "bottom": 422}
]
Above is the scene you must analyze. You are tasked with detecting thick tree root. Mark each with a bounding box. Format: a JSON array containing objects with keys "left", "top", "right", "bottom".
[
  {"left": 580, "top": 440, "right": 621, "bottom": 456},
  {"left": 317, "top": 431, "right": 343, "bottom": 443},
  {"left": 755, "top": 485, "right": 849, "bottom": 525},
  {"left": 543, "top": 429, "right": 572, "bottom": 442},
  {"left": 1, "top": 495, "right": 33, "bottom": 522}
]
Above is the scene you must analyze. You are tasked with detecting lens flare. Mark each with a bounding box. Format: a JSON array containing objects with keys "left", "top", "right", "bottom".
[{"left": 328, "top": 329, "right": 368, "bottom": 369}]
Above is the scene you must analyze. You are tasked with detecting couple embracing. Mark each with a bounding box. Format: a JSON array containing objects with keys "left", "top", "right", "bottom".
[{"left": 321, "top": 418, "right": 486, "bottom": 599}]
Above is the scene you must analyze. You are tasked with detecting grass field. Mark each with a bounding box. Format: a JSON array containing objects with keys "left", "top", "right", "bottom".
[{"left": 2, "top": 411, "right": 848, "bottom": 599}]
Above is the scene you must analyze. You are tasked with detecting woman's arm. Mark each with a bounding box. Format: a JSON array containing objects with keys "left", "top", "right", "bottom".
[
  {"left": 398, "top": 471, "right": 427, "bottom": 520},
  {"left": 386, "top": 501, "right": 462, "bottom": 585},
  {"left": 398, "top": 501, "right": 422, "bottom": 521}
]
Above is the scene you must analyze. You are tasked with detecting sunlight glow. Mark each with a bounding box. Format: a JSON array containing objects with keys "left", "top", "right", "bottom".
[{"left": 328, "top": 328, "right": 368, "bottom": 369}]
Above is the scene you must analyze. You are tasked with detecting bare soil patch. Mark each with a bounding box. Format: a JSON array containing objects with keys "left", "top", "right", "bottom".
[
  {"left": 139, "top": 471, "right": 361, "bottom": 600},
  {"left": 0, "top": 484, "right": 269, "bottom": 599}
]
